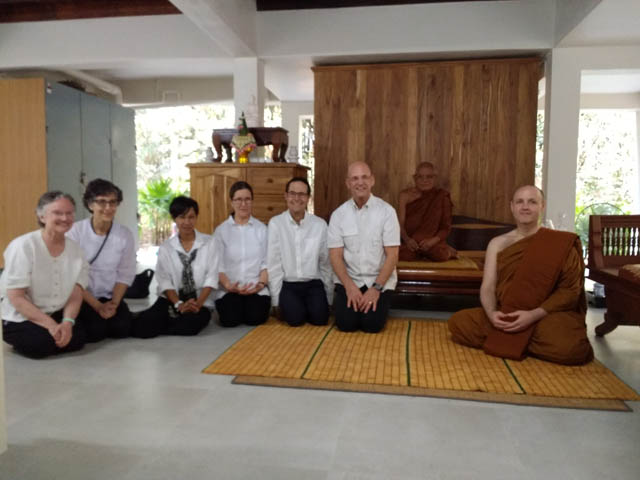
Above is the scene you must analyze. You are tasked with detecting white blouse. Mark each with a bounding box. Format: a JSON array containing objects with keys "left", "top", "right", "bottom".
[
  {"left": 67, "top": 218, "right": 136, "bottom": 299},
  {"left": 267, "top": 211, "right": 333, "bottom": 306},
  {"left": 155, "top": 230, "right": 219, "bottom": 309},
  {"left": 327, "top": 195, "right": 400, "bottom": 291},
  {"left": 213, "top": 215, "right": 269, "bottom": 300},
  {"left": 1, "top": 230, "right": 89, "bottom": 323}
]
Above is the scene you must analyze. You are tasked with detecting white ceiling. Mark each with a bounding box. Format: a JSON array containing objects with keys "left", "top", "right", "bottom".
[
  {"left": 558, "top": 0, "right": 640, "bottom": 48},
  {"left": 1, "top": 0, "right": 639, "bottom": 103}
]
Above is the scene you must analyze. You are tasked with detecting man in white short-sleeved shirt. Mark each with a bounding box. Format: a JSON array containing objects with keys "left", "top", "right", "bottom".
[
  {"left": 267, "top": 177, "right": 332, "bottom": 327},
  {"left": 328, "top": 161, "right": 400, "bottom": 333}
]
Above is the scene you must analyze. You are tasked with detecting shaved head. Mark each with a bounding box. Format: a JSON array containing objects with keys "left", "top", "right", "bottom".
[
  {"left": 512, "top": 185, "right": 544, "bottom": 203},
  {"left": 415, "top": 162, "right": 435, "bottom": 172}
]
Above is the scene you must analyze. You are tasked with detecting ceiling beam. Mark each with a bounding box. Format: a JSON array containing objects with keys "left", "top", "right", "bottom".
[
  {"left": 0, "top": 0, "right": 180, "bottom": 23},
  {"left": 169, "top": 0, "right": 256, "bottom": 57}
]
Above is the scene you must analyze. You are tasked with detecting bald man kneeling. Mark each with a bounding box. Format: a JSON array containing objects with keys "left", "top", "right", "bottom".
[{"left": 327, "top": 162, "right": 400, "bottom": 333}]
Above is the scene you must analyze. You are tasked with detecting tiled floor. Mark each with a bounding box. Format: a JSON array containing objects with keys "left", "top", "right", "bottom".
[{"left": 1, "top": 307, "right": 639, "bottom": 480}]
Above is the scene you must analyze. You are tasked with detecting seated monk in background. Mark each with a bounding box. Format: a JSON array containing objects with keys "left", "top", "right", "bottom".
[
  {"left": 448, "top": 185, "right": 593, "bottom": 365},
  {"left": 398, "top": 162, "right": 456, "bottom": 262}
]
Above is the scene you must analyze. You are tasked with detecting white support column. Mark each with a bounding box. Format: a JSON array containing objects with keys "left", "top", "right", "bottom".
[
  {"left": 233, "top": 57, "right": 265, "bottom": 128},
  {"left": 543, "top": 49, "right": 582, "bottom": 231},
  {"left": 0, "top": 329, "right": 6, "bottom": 454},
  {"left": 636, "top": 110, "right": 640, "bottom": 212}
]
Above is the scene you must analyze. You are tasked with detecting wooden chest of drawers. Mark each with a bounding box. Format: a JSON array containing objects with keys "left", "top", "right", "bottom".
[{"left": 188, "top": 163, "right": 310, "bottom": 234}]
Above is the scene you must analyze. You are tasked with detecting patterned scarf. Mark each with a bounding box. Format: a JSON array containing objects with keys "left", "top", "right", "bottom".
[{"left": 177, "top": 248, "right": 198, "bottom": 301}]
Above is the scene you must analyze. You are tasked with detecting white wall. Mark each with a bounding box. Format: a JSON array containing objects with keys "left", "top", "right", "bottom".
[{"left": 119, "top": 77, "right": 233, "bottom": 107}]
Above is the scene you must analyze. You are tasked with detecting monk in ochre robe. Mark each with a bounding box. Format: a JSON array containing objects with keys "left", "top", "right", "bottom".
[
  {"left": 398, "top": 162, "right": 456, "bottom": 261},
  {"left": 448, "top": 185, "right": 593, "bottom": 365}
]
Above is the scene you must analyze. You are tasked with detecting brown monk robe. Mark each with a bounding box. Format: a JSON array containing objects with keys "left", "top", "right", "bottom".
[
  {"left": 449, "top": 232, "right": 594, "bottom": 365},
  {"left": 399, "top": 162, "right": 456, "bottom": 262}
]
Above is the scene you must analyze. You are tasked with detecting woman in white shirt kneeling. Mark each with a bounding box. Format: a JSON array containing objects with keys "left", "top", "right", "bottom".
[
  {"left": 67, "top": 179, "right": 136, "bottom": 342},
  {"left": 1, "top": 191, "right": 88, "bottom": 358},
  {"left": 213, "top": 181, "right": 270, "bottom": 327},
  {"left": 131, "top": 196, "right": 216, "bottom": 338}
]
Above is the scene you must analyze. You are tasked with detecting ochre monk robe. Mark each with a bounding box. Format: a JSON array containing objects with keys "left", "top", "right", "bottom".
[
  {"left": 449, "top": 229, "right": 594, "bottom": 365},
  {"left": 398, "top": 162, "right": 456, "bottom": 262}
]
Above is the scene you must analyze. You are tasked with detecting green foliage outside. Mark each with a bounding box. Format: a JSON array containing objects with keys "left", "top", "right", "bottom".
[
  {"left": 575, "top": 111, "right": 637, "bottom": 247},
  {"left": 536, "top": 110, "right": 638, "bottom": 249},
  {"left": 135, "top": 104, "right": 235, "bottom": 245},
  {"left": 135, "top": 104, "right": 285, "bottom": 245},
  {"left": 138, "top": 179, "right": 186, "bottom": 245}
]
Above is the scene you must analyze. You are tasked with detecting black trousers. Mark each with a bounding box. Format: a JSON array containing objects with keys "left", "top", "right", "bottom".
[
  {"left": 77, "top": 298, "right": 132, "bottom": 343},
  {"left": 216, "top": 293, "right": 270, "bottom": 328},
  {"left": 2, "top": 310, "right": 86, "bottom": 359},
  {"left": 130, "top": 297, "right": 211, "bottom": 338},
  {"left": 333, "top": 284, "right": 391, "bottom": 333},
  {"left": 279, "top": 279, "right": 329, "bottom": 327}
]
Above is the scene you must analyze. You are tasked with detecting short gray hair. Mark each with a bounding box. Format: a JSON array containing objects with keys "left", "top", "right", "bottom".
[{"left": 35, "top": 191, "right": 76, "bottom": 227}]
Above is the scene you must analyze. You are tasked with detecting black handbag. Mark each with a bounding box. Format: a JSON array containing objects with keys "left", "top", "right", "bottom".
[{"left": 124, "top": 269, "right": 154, "bottom": 299}]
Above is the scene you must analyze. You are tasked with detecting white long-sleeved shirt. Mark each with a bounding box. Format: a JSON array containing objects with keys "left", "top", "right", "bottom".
[
  {"left": 67, "top": 218, "right": 136, "bottom": 299},
  {"left": 213, "top": 215, "right": 269, "bottom": 300},
  {"left": 155, "top": 230, "right": 219, "bottom": 308},
  {"left": 267, "top": 210, "right": 333, "bottom": 306},
  {"left": 327, "top": 195, "right": 400, "bottom": 291}
]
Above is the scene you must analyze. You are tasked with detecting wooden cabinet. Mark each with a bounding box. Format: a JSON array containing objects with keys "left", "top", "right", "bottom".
[
  {"left": 0, "top": 78, "right": 137, "bottom": 266},
  {"left": 188, "top": 163, "right": 310, "bottom": 233}
]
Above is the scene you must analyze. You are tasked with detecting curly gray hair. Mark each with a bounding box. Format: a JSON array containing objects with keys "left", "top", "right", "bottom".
[{"left": 35, "top": 191, "right": 76, "bottom": 228}]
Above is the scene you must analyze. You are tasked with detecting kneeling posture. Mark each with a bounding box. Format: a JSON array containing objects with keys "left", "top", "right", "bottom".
[
  {"left": 267, "top": 177, "right": 332, "bottom": 327},
  {"left": 328, "top": 162, "right": 400, "bottom": 333},
  {"left": 132, "top": 196, "right": 215, "bottom": 338},
  {"left": 448, "top": 185, "right": 593, "bottom": 365},
  {"left": 213, "top": 182, "right": 270, "bottom": 327}
]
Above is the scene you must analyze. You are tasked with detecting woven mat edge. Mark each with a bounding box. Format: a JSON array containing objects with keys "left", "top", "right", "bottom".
[{"left": 232, "top": 375, "right": 633, "bottom": 412}]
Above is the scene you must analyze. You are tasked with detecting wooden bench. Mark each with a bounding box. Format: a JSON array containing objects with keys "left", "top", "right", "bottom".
[
  {"left": 395, "top": 216, "right": 513, "bottom": 296},
  {"left": 587, "top": 214, "right": 640, "bottom": 336}
]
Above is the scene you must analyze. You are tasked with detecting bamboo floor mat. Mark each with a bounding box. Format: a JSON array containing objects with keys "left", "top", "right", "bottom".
[{"left": 202, "top": 318, "right": 640, "bottom": 411}]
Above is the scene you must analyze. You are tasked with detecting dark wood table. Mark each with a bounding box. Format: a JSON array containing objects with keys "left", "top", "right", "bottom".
[{"left": 211, "top": 127, "right": 289, "bottom": 162}]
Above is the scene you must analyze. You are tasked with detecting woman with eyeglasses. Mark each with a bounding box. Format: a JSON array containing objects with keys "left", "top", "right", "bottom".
[
  {"left": 1, "top": 191, "right": 88, "bottom": 358},
  {"left": 67, "top": 179, "right": 136, "bottom": 342},
  {"left": 213, "top": 181, "right": 270, "bottom": 327},
  {"left": 131, "top": 196, "right": 216, "bottom": 338}
]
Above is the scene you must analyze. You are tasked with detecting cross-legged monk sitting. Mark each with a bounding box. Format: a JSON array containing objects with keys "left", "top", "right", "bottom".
[
  {"left": 448, "top": 185, "right": 593, "bottom": 365},
  {"left": 398, "top": 162, "right": 456, "bottom": 261}
]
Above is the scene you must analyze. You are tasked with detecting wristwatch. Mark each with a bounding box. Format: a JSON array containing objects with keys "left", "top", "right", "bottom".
[
  {"left": 174, "top": 300, "right": 184, "bottom": 310},
  {"left": 372, "top": 282, "right": 384, "bottom": 292}
]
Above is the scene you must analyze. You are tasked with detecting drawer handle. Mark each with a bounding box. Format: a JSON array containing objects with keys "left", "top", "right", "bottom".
[
  {"left": 267, "top": 178, "right": 274, "bottom": 183},
  {"left": 267, "top": 206, "right": 274, "bottom": 211}
]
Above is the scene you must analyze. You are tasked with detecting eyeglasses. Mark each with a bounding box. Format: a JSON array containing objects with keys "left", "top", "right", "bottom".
[
  {"left": 286, "top": 191, "right": 309, "bottom": 199},
  {"left": 93, "top": 199, "right": 119, "bottom": 207},
  {"left": 232, "top": 197, "right": 252, "bottom": 204}
]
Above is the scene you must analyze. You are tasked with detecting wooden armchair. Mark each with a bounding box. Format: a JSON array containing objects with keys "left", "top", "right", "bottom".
[{"left": 587, "top": 214, "right": 640, "bottom": 336}]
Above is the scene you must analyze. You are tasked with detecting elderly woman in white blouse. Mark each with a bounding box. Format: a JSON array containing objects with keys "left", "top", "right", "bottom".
[
  {"left": 131, "top": 196, "right": 216, "bottom": 338},
  {"left": 67, "top": 179, "right": 136, "bottom": 342},
  {"left": 1, "top": 191, "right": 88, "bottom": 358},
  {"left": 213, "top": 181, "right": 270, "bottom": 327}
]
